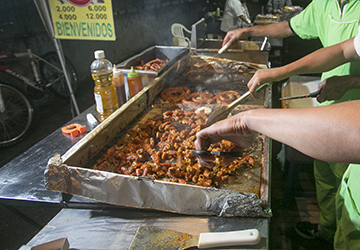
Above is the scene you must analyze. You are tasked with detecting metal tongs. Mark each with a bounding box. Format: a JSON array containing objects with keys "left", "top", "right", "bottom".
[
  {"left": 279, "top": 90, "right": 321, "bottom": 101},
  {"left": 206, "top": 82, "right": 270, "bottom": 127},
  {"left": 192, "top": 150, "right": 243, "bottom": 158}
]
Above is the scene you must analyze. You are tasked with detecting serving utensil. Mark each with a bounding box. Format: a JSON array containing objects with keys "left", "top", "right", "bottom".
[
  {"left": 206, "top": 83, "right": 270, "bottom": 126},
  {"left": 192, "top": 150, "right": 243, "bottom": 158},
  {"left": 129, "top": 226, "right": 261, "bottom": 250},
  {"left": 260, "top": 37, "right": 268, "bottom": 51},
  {"left": 218, "top": 44, "right": 229, "bottom": 54},
  {"left": 279, "top": 90, "right": 321, "bottom": 100}
]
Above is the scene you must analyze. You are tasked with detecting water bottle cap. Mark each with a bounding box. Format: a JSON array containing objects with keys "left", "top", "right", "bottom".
[
  {"left": 128, "top": 66, "right": 140, "bottom": 78},
  {"left": 94, "top": 50, "right": 105, "bottom": 59}
]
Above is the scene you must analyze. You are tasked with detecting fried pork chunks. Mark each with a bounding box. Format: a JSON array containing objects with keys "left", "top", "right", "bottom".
[{"left": 92, "top": 109, "right": 254, "bottom": 188}]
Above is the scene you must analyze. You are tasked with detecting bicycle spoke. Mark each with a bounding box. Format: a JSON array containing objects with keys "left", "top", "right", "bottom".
[
  {"left": 1, "top": 93, "right": 28, "bottom": 136},
  {"left": 0, "top": 83, "right": 33, "bottom": 146},
  {"left": 40, "top": 52, "right": 78, "bottom": 99}
]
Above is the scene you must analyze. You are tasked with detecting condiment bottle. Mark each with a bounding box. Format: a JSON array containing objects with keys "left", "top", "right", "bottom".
[
  {"left": 127, "top": 66, "right": 143, "bottom": 98},
  {"left": 90, "top": 50, "right": 118, "bottom": 122},
  {"left": 112, "top": 65, "right": 126, "bottom": 107},
  {"left": 216, "top": 7, "right": 221, "bottom": 17}
]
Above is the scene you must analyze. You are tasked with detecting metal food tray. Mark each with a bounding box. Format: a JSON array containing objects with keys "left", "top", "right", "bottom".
[
  {"left": 254, "top": 14, "right": 281, "bottom": 25},
  {"left": 45, "top": 54, "right": 272, "bottom": 218},
  {"left": 116, "top": 45, "right": 188, "bottom": 76},
  {"left": 193, "top": 40, "right": 270, "bottom": 65},
  {"left": 190, "top": 18, "right": 270, "bottom": 65}
]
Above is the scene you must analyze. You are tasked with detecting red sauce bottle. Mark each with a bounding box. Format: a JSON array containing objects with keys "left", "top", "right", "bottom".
[{"left": 112, "top": 65, "right": 126, "bottom": 107}]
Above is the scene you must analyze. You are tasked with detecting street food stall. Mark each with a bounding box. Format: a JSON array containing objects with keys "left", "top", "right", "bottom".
[
  {"left": 49, "top": 26, "right": 272, "bottom": 244},
  {"left": 0, "top": 11, "right": 275, "bottom": 248},
  {"left": 45, "top": 51, "right": 272, "bottom": 218},
  {"left": 2, "top": 40, "right": 273, "bottom": 249},
  {"left": 44, "top": 20, "right": 272, "bottom": 219},
  {"left": 0, "top": 0, "right": 328, "bottom": 248}
]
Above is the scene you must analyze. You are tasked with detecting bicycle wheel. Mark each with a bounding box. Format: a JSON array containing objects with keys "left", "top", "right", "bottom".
[
  {"left": 40, "top": 52, "right": 78, "bottom": 99},
  {"left": 0, "top": 82, "right": 34, "bottom": 147}
]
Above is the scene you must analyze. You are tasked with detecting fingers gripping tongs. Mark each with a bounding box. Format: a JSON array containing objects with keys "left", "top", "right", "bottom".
[
  {"left": 279, "top": 90, "right": 321, "bottom": 100},
  {"left": 192, "top": 150, "right": 243, "bottom": 158}
]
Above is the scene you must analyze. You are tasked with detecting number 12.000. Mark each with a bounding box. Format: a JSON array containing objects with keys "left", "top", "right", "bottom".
[{"left": 86, "top": 13, "right": 107, "bottom": 20}]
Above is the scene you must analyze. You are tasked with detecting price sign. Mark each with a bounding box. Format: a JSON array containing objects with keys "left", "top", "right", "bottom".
[{"left": 48, "top": 0, "right": 116, "bottom": 40}]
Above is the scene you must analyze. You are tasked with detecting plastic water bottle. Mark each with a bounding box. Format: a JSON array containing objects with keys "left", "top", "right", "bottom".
[{"left": 90, "top": 50, "right": 118, "bottom": 122}]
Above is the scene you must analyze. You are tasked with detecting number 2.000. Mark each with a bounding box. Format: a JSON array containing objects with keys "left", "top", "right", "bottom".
[{"left": 56, "top": 6, "right": 76, "bottom": 12}]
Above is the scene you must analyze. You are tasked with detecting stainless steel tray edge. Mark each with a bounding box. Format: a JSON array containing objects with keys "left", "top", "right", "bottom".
[
  {"left": 45, "top": 154, "right": 271, "bottom": 218},
  {"left": 116, "top": 45, "right": 189, "bottom": 76},
  {"left": 60, "top": 76, "right": 164, "bottom": 167},
  {"left": 45, "top": 54, "right": 272, "bottom": 218}
]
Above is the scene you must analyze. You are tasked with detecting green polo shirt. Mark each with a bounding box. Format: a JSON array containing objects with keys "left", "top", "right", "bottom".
[
  {"left": 335, "top": 164, "right": 360, "bottom": 249},
  {"left": 290, "top": 0, "right": 360, "bottom": 105}
]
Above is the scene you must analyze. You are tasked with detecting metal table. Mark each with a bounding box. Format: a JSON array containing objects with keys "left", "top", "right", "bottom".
[
  {"left": 26, "top": 208, "right": 268, "bottom": 249},
  {"left": 0, "top": 100, "right": 270, "bottom": 250},
  {"left": 0, "top": 105, "right": 98, "bottom": 207}
]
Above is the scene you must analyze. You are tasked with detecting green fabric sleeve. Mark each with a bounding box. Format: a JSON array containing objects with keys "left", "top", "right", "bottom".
[{"left": 290, "top": 0, "right": 321, "bottom": 40}]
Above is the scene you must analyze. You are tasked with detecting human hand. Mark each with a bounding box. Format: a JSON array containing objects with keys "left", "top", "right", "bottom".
[
  {"left": 222, "top": 29, "right": 246, "bottom": 47},
  {"left": 247, "top": 68, "right": 281, "bottom": 94},
  {"left": 194, "top": 114, "right": 256, "bottom": 168},
  {"left": 317, "top": 75, "right": 357, "bottom": 103}
]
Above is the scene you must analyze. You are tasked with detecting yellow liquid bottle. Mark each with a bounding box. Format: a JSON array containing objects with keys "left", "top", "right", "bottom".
[{"left": 91, "top": 50, "right": 118, "bottom": 122}]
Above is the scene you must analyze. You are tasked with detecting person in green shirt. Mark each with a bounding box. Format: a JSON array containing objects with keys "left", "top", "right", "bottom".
[
  {"left": 204, "top": 23, "right": 360, "bottom": 249},
  {"left": 221, "top": 0, "right": 360, "bottom": 243},
  {"left": 223, "top": 0, "right": 360, "bottom": 99}
]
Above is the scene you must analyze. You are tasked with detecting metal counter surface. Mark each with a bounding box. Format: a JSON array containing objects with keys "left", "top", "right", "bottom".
[
  {"left": 1, "top": 95, "right": 270, "bottom": 250},
  {"left": 1, "top": 102, "right": 269, "bottom": 250},
  {"left": 0, "top": 105, "right": 98, "bottom": 206},
  {"left": 26, "top": 208, "right": 268, "bottom": 249}
]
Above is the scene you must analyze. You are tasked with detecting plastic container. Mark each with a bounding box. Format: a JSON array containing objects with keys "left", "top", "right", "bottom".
[
  {"left": 127, "top": 66, "right": 143, "bottom": 98},
  {"left": 90, "top": 50, "right": 118, "bottom": 122},
  {"left": 216, "top": 7, "right": 220, "bottom": 17},
  {"left": 112, "top": 65, "right": 126, "bottom": 107}
]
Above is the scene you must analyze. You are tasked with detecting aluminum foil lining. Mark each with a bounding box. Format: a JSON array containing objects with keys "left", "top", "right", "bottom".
[
  {"left": 186, "top": 55, "right": 267, "bottom": 72},
  {"left": 44, "top": 55, "right": 271, "bottom": 218},
  {"left": 45, "top": 154, "right": 271, "bottom": 217}
]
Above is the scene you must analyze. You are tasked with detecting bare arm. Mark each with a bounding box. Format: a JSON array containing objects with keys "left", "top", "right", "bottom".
[
  {"left": 247, "top": 37, "right": 360, "bottom": 94},
  {"left": 195, "top": 100, "right": 360, "bottom": 167},
  {"left": 271, "top": 37, "right": 358, "bottom": 76},
  {"left": 239, "top": 15, "right": 252, "bottom": 26},
  {"left": 222, "top": 21, "right": 294, "bottom": 47}
]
